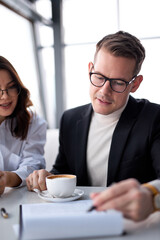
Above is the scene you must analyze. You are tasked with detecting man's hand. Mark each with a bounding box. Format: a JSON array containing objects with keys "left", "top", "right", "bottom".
[
  {"left": 26, "top": 169, "right": 52, "bottom": 191},
  {"left": 90, "top": 179, "right": 154, "bottom": 222}
]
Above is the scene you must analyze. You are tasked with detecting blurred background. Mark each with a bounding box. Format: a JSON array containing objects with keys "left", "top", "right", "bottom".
[{"left": 0, "top": 0, "right": 160, "bottom": 128}]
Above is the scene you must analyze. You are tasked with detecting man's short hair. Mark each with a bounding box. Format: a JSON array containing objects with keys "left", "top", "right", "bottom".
[{"left": 94, "top": 31, "right": 145, "bottom": 76}]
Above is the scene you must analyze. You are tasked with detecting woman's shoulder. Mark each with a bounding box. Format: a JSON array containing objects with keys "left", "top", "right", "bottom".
[{"left": 30, "top": 112, "right": 47, "bottom": 128}]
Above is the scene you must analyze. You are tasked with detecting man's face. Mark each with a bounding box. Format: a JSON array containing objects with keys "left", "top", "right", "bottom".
[{"left": 89, "top": 49, "right": 142, "bottom": 115}]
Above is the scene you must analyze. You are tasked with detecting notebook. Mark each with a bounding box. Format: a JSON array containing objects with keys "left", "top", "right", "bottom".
[{"left": 19, "top": 200, "right": 124, "bottom": 240}]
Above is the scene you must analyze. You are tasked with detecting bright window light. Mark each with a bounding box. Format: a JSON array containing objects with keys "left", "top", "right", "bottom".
[{"left": 0, "top": 5, "right": 43, "bottom": 116}]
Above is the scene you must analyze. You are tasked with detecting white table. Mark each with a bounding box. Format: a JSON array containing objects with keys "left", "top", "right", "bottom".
[{"left": 0, "top": 186, "right": 160, "bottom": 240}]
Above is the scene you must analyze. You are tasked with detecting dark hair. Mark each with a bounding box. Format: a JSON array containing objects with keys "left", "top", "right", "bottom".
[
  {"left": 94, "top": 31, "right": 145, "bottom": 76},
  {"left": 0, "top": 56, "right": 33, "bottom": 140}
]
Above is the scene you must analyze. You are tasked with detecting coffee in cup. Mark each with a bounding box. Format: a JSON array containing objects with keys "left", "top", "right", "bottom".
[{"left": 46, "top": 174, "right": 77, "bottom": 198}]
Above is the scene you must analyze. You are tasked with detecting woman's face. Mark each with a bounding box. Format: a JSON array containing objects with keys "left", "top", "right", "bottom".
[{"left": 0, "top": 70, "right": 19, "bottom": 123}]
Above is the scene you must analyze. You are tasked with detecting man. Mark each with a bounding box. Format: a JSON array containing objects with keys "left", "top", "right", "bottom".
[{"left": 27, "top": 31, "right": 160, "bottom": 221}]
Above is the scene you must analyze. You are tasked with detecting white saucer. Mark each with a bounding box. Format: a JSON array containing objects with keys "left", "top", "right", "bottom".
[{"left": 38, "top": 189, "right": 84, "bottom": 203}]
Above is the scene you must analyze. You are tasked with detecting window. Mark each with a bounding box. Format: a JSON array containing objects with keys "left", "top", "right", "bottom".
[
  {"left": 35, "top": 0, "right": 55, "bottom": 127},
  {"left": 63, "top": 0, "right": 160, "bottom": 109}
]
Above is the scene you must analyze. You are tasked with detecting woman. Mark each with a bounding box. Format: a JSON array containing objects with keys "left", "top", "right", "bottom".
[{"left": 0, "top": 56, "right": 46, "bottom": 195}]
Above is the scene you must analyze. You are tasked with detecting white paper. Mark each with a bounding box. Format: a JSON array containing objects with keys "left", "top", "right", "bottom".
[{"left": 20, "top": 200, "right": 124, "bottom": 240}]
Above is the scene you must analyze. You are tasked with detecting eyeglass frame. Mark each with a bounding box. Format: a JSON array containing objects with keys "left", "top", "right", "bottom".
[
  {"left": 0, "top": 84, "right": 21, "bottom": 98},
  {"left": 89, "top": 72, "right": 137, "bottom": 93}
]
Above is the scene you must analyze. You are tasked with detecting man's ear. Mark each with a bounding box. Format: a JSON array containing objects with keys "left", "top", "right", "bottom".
[
  {"left": 130, "top": 75, "right": 143, "bottom": 93},
  {"left": 88, "top": 62, "right": 94, "bottom": 74}
]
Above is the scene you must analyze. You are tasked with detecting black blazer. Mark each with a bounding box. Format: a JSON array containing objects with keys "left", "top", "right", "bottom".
[{"left": 51, "top": 96, "right": 160, "bottom": 186}]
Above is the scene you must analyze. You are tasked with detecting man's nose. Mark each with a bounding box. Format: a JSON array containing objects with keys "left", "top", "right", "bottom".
[{"left": 100, "top": 80, "right": 112, "bottom": 94}]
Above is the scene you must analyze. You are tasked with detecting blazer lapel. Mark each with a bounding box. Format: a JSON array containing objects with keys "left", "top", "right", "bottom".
[
  {"left": 107, "top": 96, "right": 140, "bottom": 186},
  {"left": 75, "top": 104, "right": 92, "bottom": 185}
]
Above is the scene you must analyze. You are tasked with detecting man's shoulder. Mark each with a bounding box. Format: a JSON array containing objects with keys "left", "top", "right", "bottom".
[
  {"left": 125, "top": 96, "right": 160, "bottom": 123},
  {"left": 60, "top": 103, "right": 92, "bottom": 129},
  {"left": 63, "top": 103, "right": 92, "bottom": 117},
  {"left": 129, "top": 96, "right": 160, "bottom": 111}
]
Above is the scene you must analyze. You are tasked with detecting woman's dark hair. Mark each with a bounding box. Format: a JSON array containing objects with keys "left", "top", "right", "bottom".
[{"left": 0, "top": 56, "right": 33, "bottom": 140}]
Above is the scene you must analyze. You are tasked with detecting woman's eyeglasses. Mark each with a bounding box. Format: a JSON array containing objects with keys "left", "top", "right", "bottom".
[{"left": 0, "top": 84, "right": 21, "bottom": 98}]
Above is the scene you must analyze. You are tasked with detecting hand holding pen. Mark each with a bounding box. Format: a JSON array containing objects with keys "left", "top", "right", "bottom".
[{"left": 89, "top": 179, "right": 155, "bottom": 222}]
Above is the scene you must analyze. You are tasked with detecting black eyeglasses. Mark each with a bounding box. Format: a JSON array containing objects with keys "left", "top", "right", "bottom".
[
  {"left": 0, "top": 84, "right": 21, "bottom": 98},
  {"left": 89, "top": 72, "right": 136, "bottom": 93}
]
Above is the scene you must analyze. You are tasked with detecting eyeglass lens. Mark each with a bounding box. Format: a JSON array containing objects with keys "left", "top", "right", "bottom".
[{"left": 0, "top": 85, "right": 20, "bottom": 97}]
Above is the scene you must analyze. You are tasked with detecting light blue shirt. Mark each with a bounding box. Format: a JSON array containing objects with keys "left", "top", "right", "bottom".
[{"left": 0, "top": 113, "right": 47, "bottom": 186}]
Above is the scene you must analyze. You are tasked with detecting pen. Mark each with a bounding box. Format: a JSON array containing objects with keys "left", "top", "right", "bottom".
[
  {"left": 1, "top": 208, "right": 9, "bottom": 218},
  {"left": 87, "top": 205, "right": 97, "bottom": 212}
]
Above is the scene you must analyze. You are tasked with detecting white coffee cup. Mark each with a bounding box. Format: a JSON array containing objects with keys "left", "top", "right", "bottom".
[{"left": 46, "top": 174, "right": 77, "bottom": 198}]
